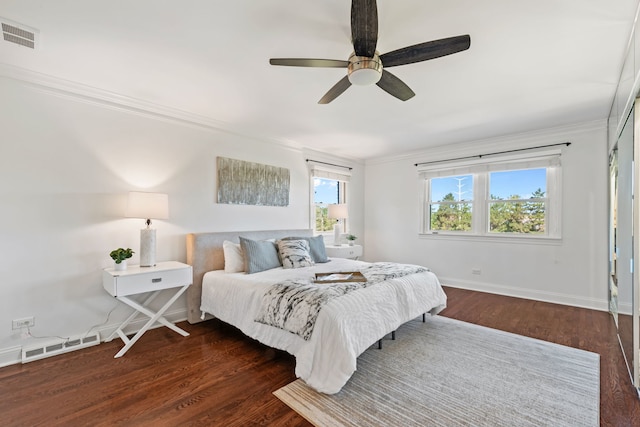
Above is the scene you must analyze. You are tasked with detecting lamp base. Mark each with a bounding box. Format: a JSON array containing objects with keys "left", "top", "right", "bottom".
[
  {"left": 333, "top": 223, "right": 342, "bottom": 246},
  {"left": 140, "top": 228, "right": 156, "bottom": 267}
]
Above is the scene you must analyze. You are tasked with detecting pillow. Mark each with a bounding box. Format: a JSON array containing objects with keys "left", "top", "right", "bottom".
[
  {"left": 222, "top": 240, "right": 244, "bottom": 273},
  {"left": 278, "top": 239, "right": 314, "bottom": 269},
  {"left": 282, "top": 235, "right": 329, "bottom": 263},
  {"left": 239, "top": 236, "right": 281, "bottom": 274}
]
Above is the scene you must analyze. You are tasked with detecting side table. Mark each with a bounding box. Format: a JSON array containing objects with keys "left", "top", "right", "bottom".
[
  {"left": 325, "top": 244, "right": 363, "bottom": 259},
  {"left": 102, "top": 261, "right": 192, "bottom": 358}
]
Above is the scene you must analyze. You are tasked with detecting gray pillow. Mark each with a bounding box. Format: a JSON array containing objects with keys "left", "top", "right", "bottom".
[
  {"left": 278, "top": 239, "right": 314, "bottom": 269},
  {"left": 282, "top": 235, "right": 329, "bottom": 263},
  {"left": 239, "top": 237, "right": 281, "bottom": 274}
]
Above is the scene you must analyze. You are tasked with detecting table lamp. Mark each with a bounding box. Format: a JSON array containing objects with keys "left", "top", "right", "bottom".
[
  {"left": 328, "top": 203, "right": 348, "bottom": 246},
  {"left": 125, "top": 191, "right": 169, "bottom": 267}
]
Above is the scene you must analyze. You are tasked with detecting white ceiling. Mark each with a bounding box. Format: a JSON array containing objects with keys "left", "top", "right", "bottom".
[{"left": 0, "top": 0, "right": 637, "bottom": 160}]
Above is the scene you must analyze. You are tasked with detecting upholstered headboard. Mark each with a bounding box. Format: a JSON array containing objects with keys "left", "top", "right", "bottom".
[{"left": 185, "top": 229, "right": 313, "bottom": 324}]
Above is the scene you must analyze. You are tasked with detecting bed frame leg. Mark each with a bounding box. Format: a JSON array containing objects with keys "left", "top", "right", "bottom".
[
  {"left": 423, "top": 313, "right": 426, "bottom": 322},
  {"left": 378, "top": 330, "right": 397, "bottom": 349}
]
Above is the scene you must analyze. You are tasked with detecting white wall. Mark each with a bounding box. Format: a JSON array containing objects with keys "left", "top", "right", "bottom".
[
  {"left": 0, "top": 76, "right": 364, "bottom": 365},
  {"left": 0, "top": 71, "right": 606, "bottom": 367},
  {"left": 363, "top": 121, "right": 608, "bottom": 311}
]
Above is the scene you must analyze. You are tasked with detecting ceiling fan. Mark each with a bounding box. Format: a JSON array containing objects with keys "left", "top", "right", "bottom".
[{"left": 269, "top": 0, "right": 470, "bottom": 104}]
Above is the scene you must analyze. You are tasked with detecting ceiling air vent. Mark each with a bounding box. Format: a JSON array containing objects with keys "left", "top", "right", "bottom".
[{"left": 1, "top": 18, "right": 38, "bottom": 49}]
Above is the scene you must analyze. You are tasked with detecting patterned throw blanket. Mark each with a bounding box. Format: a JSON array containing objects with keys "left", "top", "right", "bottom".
[{"left": 254, "top": 262, "right": 429, "bottom": 340}]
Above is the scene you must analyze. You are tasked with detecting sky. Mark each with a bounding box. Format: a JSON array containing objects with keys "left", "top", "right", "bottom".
[
  {"left": 314, "top": 178, "right": 339, "bottom": 204},
  {"left": 430, "top": 168, "right": 546, "bottom": 202},
  {"left": 315, "top": 169, "right": 547, "bottom": 204}
]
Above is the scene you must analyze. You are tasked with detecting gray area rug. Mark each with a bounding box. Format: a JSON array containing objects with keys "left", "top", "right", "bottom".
[{"left": 274, "top": 315, "right": 599, "bottom": 426}]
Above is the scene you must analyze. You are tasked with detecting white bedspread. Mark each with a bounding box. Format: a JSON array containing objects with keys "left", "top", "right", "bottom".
[{"left": 200, "top": 258, "right": 447, "bottom": 394}]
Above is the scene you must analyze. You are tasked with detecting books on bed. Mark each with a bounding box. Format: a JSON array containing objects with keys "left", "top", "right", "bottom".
[{"left": 315, "top": 272, "right": 366, "bottom": 283}]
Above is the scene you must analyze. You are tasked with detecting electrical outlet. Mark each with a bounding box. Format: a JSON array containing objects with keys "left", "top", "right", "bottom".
[
  {"left": 472, "top": 268, "right": 481, "bottom": 275},
  {"left": 12, "top": 317, "right": 35, "bottom": 330}
]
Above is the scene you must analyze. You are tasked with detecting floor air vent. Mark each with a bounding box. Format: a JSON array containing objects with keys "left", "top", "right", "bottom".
[
  {"left": 1, "top": 18, "right": 38, "bottom": 49},
  {"left": 21, "top": 332, "right": 100, "bottom": 363}
]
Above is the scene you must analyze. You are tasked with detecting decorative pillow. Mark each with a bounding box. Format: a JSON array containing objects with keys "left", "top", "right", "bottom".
[
  {"left": 222, "top": 240, "right": 244, "bottom": 273},
  {"left": 278, "top": 239, "right": 315, "bottom": 269},
  {"left": 239, "top": 237, "right": 281, "bottom": 274},
  {"left": 282, "top": 235, "right": 329, "bottom": 263}
]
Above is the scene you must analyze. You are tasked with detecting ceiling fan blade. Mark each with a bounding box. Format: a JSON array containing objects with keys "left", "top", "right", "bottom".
[
  {"left": 380, "top": 35, "right": 471, "bottom": 68},
  {"left": 318, "top": 76, "right": 352, "bottom": 104},
  {"left": 376, "top": 70, "right": 415, "bottom": 101},
  {"left": 270, "top": 58, "right": 349, "bottom": 68},
  {"left": 351, "top": 0, "right": 378, "bottom": 58}
]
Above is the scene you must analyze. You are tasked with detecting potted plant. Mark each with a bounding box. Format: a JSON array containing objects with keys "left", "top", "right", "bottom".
[
  {"left": 110, "top": 248, "right": 134, "bottom": 271},
  {"left": 346, "top": 234, "right": 357, "bottom": 246}
]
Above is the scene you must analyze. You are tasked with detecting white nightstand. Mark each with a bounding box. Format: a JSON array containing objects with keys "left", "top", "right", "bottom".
[
  {"left": 325, "top": 244, "right": 363, "bottom": 259},
  {"left": 102, "top": 261, "right": 192, "bottom": 358}
]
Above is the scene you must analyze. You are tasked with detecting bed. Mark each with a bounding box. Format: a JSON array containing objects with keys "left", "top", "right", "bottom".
[{"left": 186, "top": 229, "right": 447, "bottom": 394}]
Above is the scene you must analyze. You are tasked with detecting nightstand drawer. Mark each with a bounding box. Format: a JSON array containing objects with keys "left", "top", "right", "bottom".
[
  {"left": 325, "top": 244, "right": 363, "bottom": 259},
  {"left": 103, "top": 262, "right": 192, "bottom": 297}
]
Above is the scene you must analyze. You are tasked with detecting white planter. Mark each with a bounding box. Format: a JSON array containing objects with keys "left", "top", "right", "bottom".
[
  {"left": 114, "top": 260, "right": 127, "bottom": 271},
  {"left": 348, "top": 241, "right": 355, "bottom": 246}
]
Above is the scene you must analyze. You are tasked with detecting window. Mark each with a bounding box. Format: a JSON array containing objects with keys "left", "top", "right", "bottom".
[
  {"left": 429, "top": 175, "right": 473, "bottom": 231},
  {"left": 314, "top": 177, "right": 346, "bottom": 232},
  {"left": 488, "top": 168, "right": 546, "bottom": 234},
  {"left": 309, "top": 164, "right": 350, "bottom": 234},
  {"left": 420, "top": 149, "right": 562, "bottom": 239}
]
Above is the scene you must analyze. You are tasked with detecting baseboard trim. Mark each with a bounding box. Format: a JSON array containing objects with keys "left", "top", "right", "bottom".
[
  {"left": 0, "top": 345, "right": 22, "bottom": 368},
  {"left": 441, "top": 277, "right": 609, "bottom": 312},
  {"left": 0, "top": 308, "right": 188, "bottom": 368}
]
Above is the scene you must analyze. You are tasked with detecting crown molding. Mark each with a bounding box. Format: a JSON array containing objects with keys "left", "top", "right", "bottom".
[
  {"left": 0, "top": 63, "right": 610, "bottom": 165},
  {"left": 0, "top": 62, "right": 303, "bottom": 154},
  {"left": 366, "top": 119, "right": 607, "bottom": 166}
]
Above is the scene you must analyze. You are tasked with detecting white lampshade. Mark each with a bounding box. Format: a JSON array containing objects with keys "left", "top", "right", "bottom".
[
  {"left": 328, "top": 203, "right": 348, "bottom": 219},
  {"left": 125, "top": 192, "right": 169, "bottom": 267},
  {"left": 125, "top": 192, "right": 169, "bottom": 221}
]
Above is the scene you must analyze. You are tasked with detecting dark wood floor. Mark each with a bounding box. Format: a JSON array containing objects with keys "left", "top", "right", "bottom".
[{"left": 1, "top": 287, "right": 639, "bottom": 426}]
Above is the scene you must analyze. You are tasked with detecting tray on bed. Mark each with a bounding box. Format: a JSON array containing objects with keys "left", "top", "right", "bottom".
[{"left": 314, "top": 271, "right": 366, "bottom": 283}]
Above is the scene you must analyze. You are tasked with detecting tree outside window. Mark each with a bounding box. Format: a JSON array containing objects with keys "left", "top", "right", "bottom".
[{"left": 488, "top": 169, "right": 546, "bottom": 234}]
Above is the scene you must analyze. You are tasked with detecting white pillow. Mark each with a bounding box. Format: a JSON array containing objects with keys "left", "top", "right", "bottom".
[{"left": 223, "top": 240, "right": 244, "bottom": 273}]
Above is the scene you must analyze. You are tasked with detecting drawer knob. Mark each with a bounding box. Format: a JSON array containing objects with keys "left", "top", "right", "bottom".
[{"left": 152, "top": 278, "right": 162, "bottom": 283}]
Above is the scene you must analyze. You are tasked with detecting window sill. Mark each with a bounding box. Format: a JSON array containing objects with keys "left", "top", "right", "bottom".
[{"left": 419, "top": 232, "right": 562, "bottom": 246}]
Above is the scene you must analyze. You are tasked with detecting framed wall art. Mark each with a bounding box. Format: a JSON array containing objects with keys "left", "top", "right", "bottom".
[{"left": 216, "top": 157, "right": 290, "bottom": 206}]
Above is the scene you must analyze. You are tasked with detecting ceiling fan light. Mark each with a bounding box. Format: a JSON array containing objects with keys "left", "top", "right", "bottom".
[
  {"left": 348, "top": 53, "right": 383, "bottom": 86},
  {"left": 349, "top": 68, "right": 382, "bottom": 85}
]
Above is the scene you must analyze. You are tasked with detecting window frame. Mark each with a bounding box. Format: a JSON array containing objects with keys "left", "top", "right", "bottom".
[
  {"left": 309, "top": 164, "right": 351, "bottom": 237},
  {"left": 419, "top": 149, "right": 562, "bottom": 241}
]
